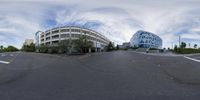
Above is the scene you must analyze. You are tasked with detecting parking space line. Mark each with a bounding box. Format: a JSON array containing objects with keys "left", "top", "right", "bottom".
[
  {"left": 0, "top": 52, "right": 21, "bottom": 65},
  {"left": 184, "top": 56, "right": 200, "bottom": 63},
  {"left": 9, "top": 52, "right": 21, "bottom": 63},
  {"left": 0, "top": 60, "right": 10, "bottom": 64}
]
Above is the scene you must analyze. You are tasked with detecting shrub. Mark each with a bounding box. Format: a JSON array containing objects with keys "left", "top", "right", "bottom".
[{"left": 174, "top": 48, "right": 200, "bottom": 54}]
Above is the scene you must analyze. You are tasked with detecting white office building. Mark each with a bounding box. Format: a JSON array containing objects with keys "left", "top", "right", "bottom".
[{"left": 35, "top": 26, "right": 111, "bottom": 52}]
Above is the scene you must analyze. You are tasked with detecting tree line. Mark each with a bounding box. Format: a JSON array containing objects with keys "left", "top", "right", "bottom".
[
  {"left": 173, "top": 42, "right": 200, "bottom": 54},
  {"left": 0, "top": 45, "right": 19, "bottom": 52},
  {"left": 22, "top": 36, "right": 116, "bottom": 54}
]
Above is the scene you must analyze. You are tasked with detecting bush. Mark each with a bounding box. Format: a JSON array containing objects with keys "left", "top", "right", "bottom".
[
  {"left": 22, "top": 43, "right": 35, "bottom": 52},
  {"left": 106, "top": 42, "right": 114, "bottom": 52},
  {"left": 1, "top": 46, "right": 19, "bottom": 52},
  {"left": 149, "top": 48, "right": 159, "bottom": 50},
  {"left": 174, "top": 48, "right": 200, "bottom": 54},
  {"left": 131, "top": 47, "right": 138, "bottom": 50},
  {"left": 38, "top": 45, "right": 48, "bottom": 53}
]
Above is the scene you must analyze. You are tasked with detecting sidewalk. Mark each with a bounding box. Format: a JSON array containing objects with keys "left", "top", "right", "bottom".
[{"left": 133, "top": 51, "right": 200, "bottom": 57}]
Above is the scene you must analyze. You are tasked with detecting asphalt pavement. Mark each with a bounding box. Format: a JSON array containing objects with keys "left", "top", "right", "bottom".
[{"left": 0, "top": 51, "right": 200, "bottom": 100}]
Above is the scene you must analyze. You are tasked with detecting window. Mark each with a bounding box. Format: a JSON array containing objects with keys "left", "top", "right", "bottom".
[
  {"left": 61, "top": 34, "right": 70, "bottom": 38},
  {"left": 52, "top": 30, "right": 59, "bottom": 34},
  {"left": 41, "top": 39, "right": 44, "bottom": 41},
  {"left": 45, "top": 42, "right": 50, "bottom": 45},
  {"left": 71, "top": 34, "right": 80, "bottom": 38},
  {"left": 46, "top": 32, "right": 50, "bottom": 36},
  {"left": 61, "top": 29, "right": 70, "bottom": 32},
  {"left": 46, "top": 37, "right": 50, "bottom": 40},
  {"left": 71, "top": 29, "right": 80, "bottom": 32},
  {"left": 52, "top": 35, "right": 59, "bottom": 39}
]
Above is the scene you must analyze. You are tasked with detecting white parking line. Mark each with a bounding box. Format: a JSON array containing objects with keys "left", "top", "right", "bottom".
[
  {"left": 0, "top": 60, "right": 10, "bottom": 64},
  {"left": 184, "top": 56, "right": 200, "bottom": 63},
  {"left": 1, "top": 54, "right": 6, "bottom": 57}
]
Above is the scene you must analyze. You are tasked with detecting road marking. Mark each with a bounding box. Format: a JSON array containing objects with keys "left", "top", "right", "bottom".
[
  {"left": 9, "top": 52, "right": 21, "bottom": 63},
  {"left": 1, "top": 54, "right": 6, "bottom": 57},
  {"left": 0, "top": 52, "right": 21, "bottom": 64},
  {"left": 0, "top": 60, "right": 10, "bottom": 64},
  {"left": 184, "top": 56, "right": 200, "bottom": 63}
]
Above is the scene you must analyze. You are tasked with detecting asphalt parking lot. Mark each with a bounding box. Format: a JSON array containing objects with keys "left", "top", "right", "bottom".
[
  {"left": 0, "top": 51, "right": 200, "bottom": 100},
  {"left": 0, "top": 52, "right": 20, "bottom": 64},
  {"left": 187, "top": 55, "right": 200, "bottom": 60}
]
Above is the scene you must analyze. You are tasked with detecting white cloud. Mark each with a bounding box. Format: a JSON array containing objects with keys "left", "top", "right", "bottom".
[{"left": 0, "top": 0, "right": 200, "bottom": 48}]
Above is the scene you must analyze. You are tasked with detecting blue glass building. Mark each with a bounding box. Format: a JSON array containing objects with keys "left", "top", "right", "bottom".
[{"left": 130, "top": 30, "right": 162, "bottom": 49}]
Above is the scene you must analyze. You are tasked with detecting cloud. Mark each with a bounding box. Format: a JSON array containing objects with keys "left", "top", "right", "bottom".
[{"left": 0, "top": 0, "right": 200, "bottom": 48}]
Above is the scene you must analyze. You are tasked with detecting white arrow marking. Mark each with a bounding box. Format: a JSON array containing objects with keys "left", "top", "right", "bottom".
[
  {"left": 0, "top": 60, "right": 10, "bottom": 64},
  {"left": 184, "top": 56, "right": 200, "bottom": 63}
]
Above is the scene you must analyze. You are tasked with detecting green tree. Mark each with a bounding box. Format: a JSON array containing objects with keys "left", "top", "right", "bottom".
[
  {"left": 38, "top": 45, "right": 48, "bottom": 53},
  {"left": 22, "top": 43, "right": 35, "bottom": 52},
  {"left": 106, "top": 42, "right": 114, "bottom": 52},
  {"left": 174, "top": 44, "right": 178, "bottom": 52},
  {"left": 5, "top": 46, "right": 19, "bottom": 52},
  {"left": 180, "top": 42, "right": 186, "bottom": 48},
  {"left": 58, "top": 39, "right": 70, "bottom": 53},
  {"left": 71, "top": 36, "right": 93, "bottom": 53},
  {"left": 116, "top": 45, "right": 119, "bottom": 50},
  {"left": 194, "top": 44, "right": 197, "bottom": 49},
  {"left": 0, "top": 45, "right": 3, "bottom": 52},
  {"left": 0, "top": 45, "right": 3, "bottom": 50}
]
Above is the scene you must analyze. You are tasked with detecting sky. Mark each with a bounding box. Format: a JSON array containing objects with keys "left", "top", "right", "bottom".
[{"left": 0, "top": 0, "right": 200, "bottom": 49}]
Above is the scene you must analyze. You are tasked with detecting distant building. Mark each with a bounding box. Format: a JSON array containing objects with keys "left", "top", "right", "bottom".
[
  {"left": 35, "top": 26, "right": 111, "bottom": 52},
  {"left": 35, "top": 31, "right": 43, "bottom": 46},
  {"left": 24, "top": 39, "right": 34, "bottom": 46},
  {"left": 130, "top": 30, "right": 162, "bottom": 49},
  {"left": 118, "top": 42, "right": 130, "bottom": 49},
  {"left": 122, "top": 42, "right": 130, "bottom": 48}
]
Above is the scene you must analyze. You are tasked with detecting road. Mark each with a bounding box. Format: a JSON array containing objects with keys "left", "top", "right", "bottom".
[{"left": 0, "top": 51, "right": 200, "bottom": 100}]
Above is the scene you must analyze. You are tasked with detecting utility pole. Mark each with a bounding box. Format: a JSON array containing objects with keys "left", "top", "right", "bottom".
[{"left": 179, "top": 35, "right": 181, "bottom": 48}]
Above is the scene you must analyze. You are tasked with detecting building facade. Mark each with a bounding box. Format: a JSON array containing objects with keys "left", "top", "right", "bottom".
[
  {"left": 130, "top": 30, "right": 162, "bottom": 49},
  {"left": 118, "top": 42, "right": 130, "bottom": 49},
  {"left": 35, "top": 26, "right": 111, "bottom": 52}
]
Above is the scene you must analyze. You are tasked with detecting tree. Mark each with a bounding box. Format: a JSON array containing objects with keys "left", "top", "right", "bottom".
[
  {"left": 174, "top": 45, "right": 178, "bottom": 52},
  {"left": 22, "top": 43, "right": 35, "bottom": 52},
  {"left": 5, "top": 46, "right": 19, "bottom": 52},
  {"left": 71, "top": 37, "right": 93, "bottom": 53},
  {"left": 0, "top": 45, "right": 3, "bottom": 50},
  {"left": 180, "top": 42, "right": 186, "bottom": 48},
  {"left": 106, "top": 42, "right": 114, "bottom": 52},
  {"left": 194, "top": 44, "right": 198, "bottom": 49},
  {"left": 0, "top": 45, "right": 3, "bottom": 52},
  {"left": 38, "top": 45, "right": 48, "bottom": 53},
  {"left": 116, "top": 45, "right": 119, "bottom": 50},
  {"left": 58, "top": 39, "right": 70, "bottom": 53},
  {"left": 57, "top": 35, "right": 94, "bottom": 54}
]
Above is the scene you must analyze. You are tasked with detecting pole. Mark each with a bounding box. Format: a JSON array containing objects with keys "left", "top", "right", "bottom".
[{"left": 179, "top": 35, "right": 181, "bottom": 48}]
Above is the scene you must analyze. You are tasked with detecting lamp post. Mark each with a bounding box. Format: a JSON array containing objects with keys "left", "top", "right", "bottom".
[{"left": 179, "top": 35, "right": 181, "bottom": 48}]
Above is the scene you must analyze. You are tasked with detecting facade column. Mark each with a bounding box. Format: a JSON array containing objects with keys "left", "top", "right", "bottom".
[
  {"left": 50, "top": 31, "right": 52, "bottom": 45},
  {"left": 89, "top": 48, "right": 91, "bottom": 53},
  {"left": 59, "top": 26, "right": 61, "bottom": 42},
  {"left": 95, "top": 34, "right": 98, "bottom": 52}
]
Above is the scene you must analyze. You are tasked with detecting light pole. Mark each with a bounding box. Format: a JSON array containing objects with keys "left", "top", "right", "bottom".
[{"left": 179, "top": 35, "right": 181, "bottom": 48}]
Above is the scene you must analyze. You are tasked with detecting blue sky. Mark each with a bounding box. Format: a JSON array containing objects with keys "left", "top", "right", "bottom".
[{"left": 0, "top": 0, "right": 200, "bottom": 48}]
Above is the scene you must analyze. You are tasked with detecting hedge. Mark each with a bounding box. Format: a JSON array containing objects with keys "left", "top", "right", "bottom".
[{"left": 174, "top": 48, "right": 200, "bottom": 54}]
